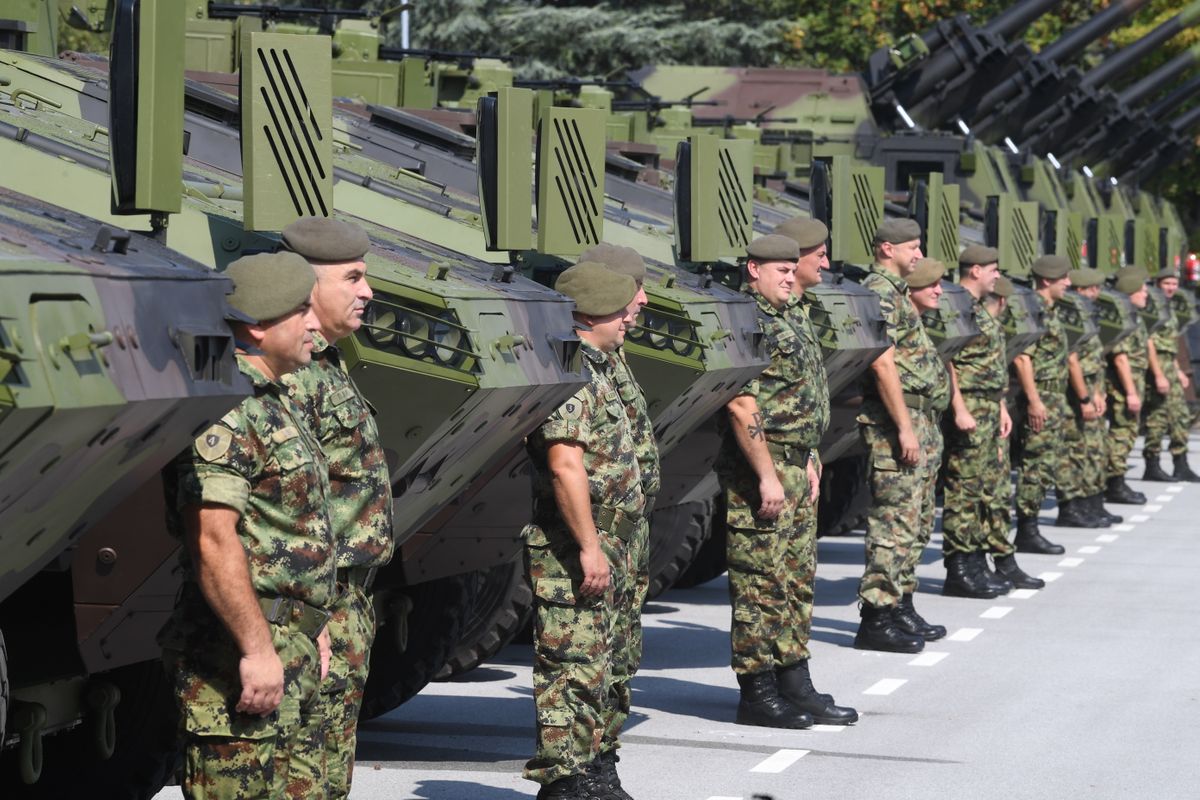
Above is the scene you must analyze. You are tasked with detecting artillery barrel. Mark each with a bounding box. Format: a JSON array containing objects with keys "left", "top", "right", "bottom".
[
  {"left": 1081, "top": 0, "right": 1200, "bottom": 89},
  {"left": 984, "top": 0, "right": 1065, "bottom": 40},
  {"left": 1146, "top": 71, "right": 1200, "bottom": 119},
  {"left": 1119, "top": 43, "right": 1200, "bottom": 107}
]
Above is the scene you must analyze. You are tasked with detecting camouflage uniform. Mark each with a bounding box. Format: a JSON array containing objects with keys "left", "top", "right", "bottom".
[
  {"left": 523, "top": 341, "right": 644, "bottom": 786},
  {"left": 857, "top": 266, "right": 949, "bottom": 609},
  {"left": 281, "top": 332, "right": 394, "bottom": 799},
  {"left": 600, "top": 348, "right": 659, "bottom": 753},
  {"left": 716, "top": 288, "right": 829, "bottom": 674},
  {"left": 1106, "top": 319, "right": 1150, "bottom": 479},
  {"left": 1060, "top": 330, "right": 1107, "bottom": 502},
  {"left": 159, "top": 354, "right": 335, "bottom": 800},
  {"left": 942, "top": 298, "right": 1008, "bottom": 557},
  {"left": 987, "top": 420, "right": 1016, "bottom": 558},
  {"left": 1015, "top": 296, "right": 1069, "bottom": 518},
  {"left": 1143, "top": 311, "right": 1190, "bottom": 461}
]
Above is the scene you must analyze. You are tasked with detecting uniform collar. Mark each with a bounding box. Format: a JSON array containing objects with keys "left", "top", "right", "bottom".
[
  {"left": 743, "top": 284, "right": 794, "bottom": 317},
  {"left": 870, "top": 263, "right": 910, "bottom": 293},
  {"left": 235, "top": 353, "right": 280, "bottom": 391},
  {"left": 580, "top": 340, "right": 611, "bottom": 367}
]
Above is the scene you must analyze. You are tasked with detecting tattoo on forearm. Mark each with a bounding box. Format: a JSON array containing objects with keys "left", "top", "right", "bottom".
[{"left": 748, "top": 412, "right": 764, "bottom": 440}]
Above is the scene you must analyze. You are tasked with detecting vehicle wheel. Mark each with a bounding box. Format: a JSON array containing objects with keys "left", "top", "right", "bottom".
[
  {"left": 671, "top": 493, "right": 728, "bottom": 589},
  {"left": 647, "top": 498, "right": 715, "bottom": 598},
  {"left": 360, "top": 572, "right": 473, "bottom": 720},
  {"left": 433, "top": 559, "right": 532, "bottom": 680},
  {"left": 817, "top": 454, "right": 870, "bottom": 535}
]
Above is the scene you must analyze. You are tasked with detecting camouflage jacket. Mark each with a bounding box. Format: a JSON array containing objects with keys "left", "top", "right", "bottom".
[
  {"left": 952, "top": 296, "right": 1006, "bottom": 394},
  {"left": 282, "top": 333, "right": 394, "bottom": 569},
  {"left": 1150, "top": 305, "right": 1181, "bottom": 357},
  {"left": 167, "top": 355, "right": 336, "bottom": 612},
  {"left": 1110, "top": 315, "right": 1149, "bottom": 373},
  {"left": 611, "top": 348, "right": 661, "bottom": 502},
  {"left": 1077, "top": 329, "right": 1105, "bottom": 383},
  {"left": 860, "top": 265, "right": 947, "bottom": 414},
  {"left": 526, "top": 341, "right": 645, "bottom": 527},
  {"left": 1023, "top": 295, "right": 1068, "bottom": 385}
]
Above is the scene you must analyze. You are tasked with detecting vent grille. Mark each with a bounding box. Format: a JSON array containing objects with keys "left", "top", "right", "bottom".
[
  {"left": 715, "top": 146, "right": 751, "bottom": 251},
  {"left": 1011, "top": 204, "right": 1037, "bottom": 273},
  {"left": 935, "top": 190, "right": 960, "bottom": 262},
  {"left": 257, "top": 45, "right": 328, "bottom": 216},
  {"left": 537, "top": 107, "right": 606, "bottom": 255},
  {"left": 549, "top": 115, "right": 600, "bottom": 246},
  {"left": 851, "top": 173, "right": 881, "bottom": 256}
]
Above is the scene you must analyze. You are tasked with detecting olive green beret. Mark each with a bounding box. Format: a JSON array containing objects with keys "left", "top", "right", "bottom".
[
  {"left": 959, "top": 244, "right": 999, "bottom": 267},
  {"left": 873, "top": 217, "right": 922, "bottom": 245},
  {"left": 1155, "top": 266, "right": 1180, "bottom": 281},
  {"left": 281, "top": 216, "right": 370, "bottom": 263},
  {"left": 1069, "top": 267, "right": 1104, "bottom": 288},
  {"left": 1114, "top": 265, "right": 1149, "bottom": 295},
  {"left": 746, "top": 234, "right": 800, "bottom": 262},
  {"left": 908, "top": 258, "right": 945, "bottom": 289},
  {"left": 773, "top": 217, "right": 829, "bottom": 250},
  {"left": 992, "top": 275, "right": 1014, "bottom": 298},
  {"left": 225, "top": 252, "right": 315, "bottom": 323},
  {"left": 555, "top": 261, "right": 637, "bottom": 316},
  {"left": 578, "top": 242, "right": 646, "bottom": 282},
  {"left": 1030, "top": 254, "right": 1071, "bottom": 279}
]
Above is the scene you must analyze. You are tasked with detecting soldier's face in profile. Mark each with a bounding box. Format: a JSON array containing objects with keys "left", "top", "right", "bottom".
[
  {"left": 1130, "top": 285, "right": 1149, "bottom": 309},
  {"left": 1158, "top": 277, "right": 1179, "bottom": 298},
  {"left": 259, "top": 301, "right": 320, "bottom": 376},
  {"left": 312, "top": 259, "right": 372, "bottom": 341},
  {"left": 910, "top": 281, "right": 942, "bottom": 313},
  {"left": 794, "top": 245, "right": 826, "bottom": 290},
  {"left": 1043, "top": 274, "right": 1070, "bottom": 301},
  {"left": 1076, "top": 284, "right": 1101, "bottom": 301},
  {"left": 748, "top": 259, "right": 796, "bottom": 309},
  {"left": 889, "top": 238, "right": 923, "bottom": 276},
  {"left": 976, "top": 262, "right": 1000, "bottom": 294},
  {"left": 579, "top": 305, "right": 635, "bottom": 353}
]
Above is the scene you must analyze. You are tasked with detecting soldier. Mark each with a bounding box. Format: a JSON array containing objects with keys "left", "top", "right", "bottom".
[
  {"left": 717, "top": 229, "right": 857, "bottom": 730},
  {"left": 158, "top": 253, "right": 334, "bottom": 800},
  {"left": 1143, "top": 267, "right": 1200, "bottom": 482},
  {"left": 854, "top": 219, "right": 948, "bottom": 654},
  {"left": 1059, "top": 268, "right": 1122, "bottom": 527},
  {"left": 522, "top": 262, "right": 643, "bottom": 800},
  {"left": 278, "top": 217, "right": 394, "bottom": 799},
  {"left": 1012, "top": 256, "right": 1071, "bottom": 554},
  {"left": 942, "top": 246, "right": 1042, "bottom": 598},
  {"left": 1105, "top": 265, "right": 1152, "bottom": 505},
  {"left": 981, "top": 276, "right": 1022, "bottom": 565},
  {"left": 578, "top": 242, "right": 658, "bottom": 799}
]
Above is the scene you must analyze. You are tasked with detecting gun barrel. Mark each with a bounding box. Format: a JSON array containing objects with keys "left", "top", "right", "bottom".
[
  {"left": 1080, "top": 0, "right": 1200, "bottom": 89},
  {"left": 377, "top": 47, "right": 514, "bottom": 63},
  {"left": 1119, "top": 42, "right": 1200, "bottom": 107},
  {"left": 1147, "top": 72, "right": 1200, "bottom": 120},
  {"left": 206, "top": 2, "right": 372, "bottom": 20},
  {"left": 984, "top": 0, "right": 1065, "bottom": 40},
  {"left": 1040, "top": 0, "right": 1151, "bottom": 63}
]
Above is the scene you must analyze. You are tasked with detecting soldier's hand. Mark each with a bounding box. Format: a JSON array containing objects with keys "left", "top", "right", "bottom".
[
  {"left": 1156, "top": 374, "right": 1170, "bottom": 395},
  {"left": 806, "top": 461, "right": 820, "bottom": 505},
  {"left": 1180, "top": 370, "right": 1191, "bottom": 390},
  {"left": 1127, "top": 393, "right": 1142, "bottom": 415},
  {"left": 317, "top": 627, "right": 332, "bottom": 681},
  {"left": 1095, "top": 393, "right": 1107, "bottom": 416},
  {"left": 578, "top": 540, "right": 611, "bottom": 597},
  {"left": 999, "top": 405, "right": 1013, "bottom": 439},
  {"left": 758, "top": 474, "right": 786, "bottom": 519},
  {"left": 954, "top": 408, "right": 977, "bottom": 433},
  {"left": 237, "top": 649, "right": 285, "bottom": 716},
  {"left": 897, "top": 426, "right": 920, "bottom": 466},
  {"left": 1028, "top": 399, "right": 1047, "bottom": 433}
]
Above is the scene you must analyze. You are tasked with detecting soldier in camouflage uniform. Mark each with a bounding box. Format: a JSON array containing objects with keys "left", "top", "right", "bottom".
[
  {"left": 158, "top": 253, "right": 334, "bottom": 800},
  {"left": 578, "top": 243, "right": 658, "bottom": 798},
  {"left": 522, "top": 262, "right": 643, "bottom": 800},
  {"left": 854, "top": 219, "right": 948, "bottom": 654},
  {"left": 278, "top": 218, "right": 394, "bottom": 800},
  {"left": 942, "top": 246, "right": 1041, "bottom": 597},
  {"left": 1012, "top": 256, "right": 1071, "bottom": 554},
  {"left": 1105, "top": 266, "right": 1152, "bottom": 505},
  {"left": 718, "top": 227, "right": 857, "bottom": 730},
  {"left": 1143, "top": 267, "right": 1200, "bottom": 483},
  {"left": 981, "top": 277, "right": 1022, "bottom": 563}
]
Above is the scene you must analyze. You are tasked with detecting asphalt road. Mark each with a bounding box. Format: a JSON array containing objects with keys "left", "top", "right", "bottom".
[{"left": 156, "top": 438, "right": 1200, "bottom": 800}]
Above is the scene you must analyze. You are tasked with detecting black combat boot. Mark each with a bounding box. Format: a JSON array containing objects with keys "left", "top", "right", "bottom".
[
  {"left": 776, "top": 660, "right": 859, "bottom": 725},
  {"left": 1142, "top": 455, "right": 1177, "bottom": 482},
  {"left": 1173, "top": 454, "right": 1200, "bottom": 483},
  {"left": 1054, "top": 497, "right": 1102, "bottom": 528},
  {"left": 1014, "top": 513, "right": 1065, "bottom": 555},
  {"left": 973, "top": 552, "right": 1014, "bottom": 595},
  {"left": 993, "top": 553, "right": 1045, "bottom": 589},
  {"left": 942, "top": 552, "right": 999, "bottom": 599},
  {"left": 1089, "top": 493, "right": 1122, "bottom": 524},
  {"left": 892, "top": 593, "right": 947, "bottom": 640},
  {"left": 590, "top": 751, "right": 634, "bottom": 800},
  {"left": 854, "top": 603, "right": 925, "bottom": 653},
  {"left": 735, "top": 672, "right": 812, "bottom": 729},
  {"left": 1105, "top": 476, "right": 1146, "bottom": 505},
  {"left": 537, "top": 773, "right": 611, "bottom": 800}
]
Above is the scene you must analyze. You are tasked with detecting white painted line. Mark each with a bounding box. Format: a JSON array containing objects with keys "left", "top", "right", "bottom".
[
  {"left": 1058, "top": 557, "right": 1085, "bottom": 567},
  {"left": 707, "top": 796, "right": 743, "bottom": 800},
  {"left": 863, "top": 678, "right": 907, "bottom": 696},
  {"left": 909, "top": 651, "right": 949, "bottom": 667},
  {"left": 1166, "top": 485, "right": 1184, "bottom": 493},
  {"left": 810, "top": 723, "right": 849, "bottom": 733},
  {"left": 1039, "top": 571, "right": 1063, "bottom": 583},
  {"left": 1009, "top": 588, "right": 1039, "bottom": 599},
  {"left": 980, "top": 606, "right": 1013, "bottom": 619},
  {"left": 948, "top": 627, "right": 983, "bottom": 642},
  {"left": 1155, "top": 494, "right": 1175, "bottom": 503},
  {"left": 1096, "top": 534, "right": 1118, "bottom": 543},
  {"left": 1144, "top": 504, "right": 1163, "bottom": 513},
  {"left": 750, "top": 749, "right": 809, "bottom": 773},
  {"left": 1114, "top": 524, "right": 1135, "bottom": 532},
  {"left": 1130, "top": 514, "right": 1151, "bottom": 522},
  {"left": 1078, "top": 545, "right": 1101, "bottom": 554}
]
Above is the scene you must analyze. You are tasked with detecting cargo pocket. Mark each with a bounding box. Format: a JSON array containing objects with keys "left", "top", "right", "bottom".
[
  {"left": 532, "top": 576, "right": 578, "bottom": 607},
  {"left": 183, "top": 695, "right": 300, "bottom": 742}
]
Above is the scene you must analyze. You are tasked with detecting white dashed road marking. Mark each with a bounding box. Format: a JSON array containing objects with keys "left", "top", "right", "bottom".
[
  {"left": 1155, "top": 495, "right": 1175, "bottom": 503},
  {"left": 1078, "top": 546, "right": 1101, "bottom": 554},
  {"left": 1008, "top": 588, "right": 1038, "bottom": 599},
  {"left": 707, "top": 796, "right": 743, "bottom": 800},
  {"left": 1114, "top": 524, "right": 1135, "bottom": 531},
  {"left": 1097, "top": 534, "right": 1119, "bottom": 543},
  {"left": 1130, "top": 514, "right": 1150, "bottom": 522},
  {"left": 863, "top": 679, "right": 907, "bottom": 696},
  {"left": 750, "top": 749, "right": 808, "bottom": 773},
  {"left": 1039, "top": 571, "right": 1063, "bottom": 582},
  {"left": 1166, "top": 485, "right": 1184, "bottom": 493},
  {"left": 948, "top": 627, "right": 983, "bottom": 642},
  {"left": 1144, "top": 504, "right": 1163, "bottom": 513},
  {"left": 909, "top": 651, "right": 948, "bottom": 667},
  {"left": 980, "top": 606, "right": 1013, "bottom": 619},
  {"left": 1058, "top": 557, "right": 1084, "bottom": 567}
]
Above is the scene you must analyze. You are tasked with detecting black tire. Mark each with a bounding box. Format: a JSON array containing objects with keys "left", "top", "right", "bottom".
[
  {"left": 646, "top": 497, "right": 715, "bottom": 599},
  {"left": 671, "top": 492, "right": 728, "bottom": 589},
  {"left": 432, "top": 559, "right": 533, "bottom": 681},
  {"left": 817, "top": 454, "right": 870, "bottom": 535},
  {"left": 360, "top": 572, "right": 473, "bottom": 720}
]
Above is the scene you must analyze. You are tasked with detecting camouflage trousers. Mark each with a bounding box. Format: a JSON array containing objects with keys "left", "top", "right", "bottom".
[
  {"left": 1015, "top": 384, "right": 1068, "bottom": 517},
  {"left": 1058, "top": 390, "right": 1107, "bottom": 501},
  {"left": 601, "top": 516, "right": 648, "bottom": 754},
  {"left": 1144, "top": 362, "right": 1190, "bottom": 459},
  {"left": 1106, "top": 371, "right": 1146, "bottom": 479},
  {"left": 858, "top": 410, "right": 937, "bottom": 609},
  {"left": 163, "top": 622, "right": 325, "bottom": 799},
  {"left": 523, "top": 524, "right": 627, "bottom": 785},
  {"left": 721, "top": 456, "right": 816, "bottom": 674},
  {"left": 941, "top": 394, "right": 1002, "bottom": 556},
  {"left": 987, "top": 431, "right": 1016, "bottom": 558},
  {"left": 320, "top": 582, "right": 376, "bottom": 799}
]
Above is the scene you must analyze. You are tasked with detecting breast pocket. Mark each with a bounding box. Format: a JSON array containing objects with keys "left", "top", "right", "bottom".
[{"left": 333, "top": 396, "right": 370, "bottom": 431}]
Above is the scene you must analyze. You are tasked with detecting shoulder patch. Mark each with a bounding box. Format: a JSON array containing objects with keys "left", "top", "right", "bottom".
[
  {"left": 196, "top": 424, "right": 234, "bottom": 462},
  {"left": 560, "top": 399, "right": 584, "bottom": 420}
]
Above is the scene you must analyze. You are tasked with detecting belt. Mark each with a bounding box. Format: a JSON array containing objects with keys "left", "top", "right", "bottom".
[
  {"left": 594, "top": 505, "right": 640, "bottom": 542},
  {"left": 1035, "top": 378, "right": 1066, "bottom": 391},
  {"left": 902, "top": 392, "right": 934, "bottom": 411},
  {"left": 961, "top": 388, "right": 1006, "bottom": 401},
  {"left": 258, "top": 596, "right": 331, "bottom": 639},
  {"left": 766, "top": 441, "right": 812, "bottom": 466},
  {"left": 336, "top": 565, "right": 377, "bottom": 591}
]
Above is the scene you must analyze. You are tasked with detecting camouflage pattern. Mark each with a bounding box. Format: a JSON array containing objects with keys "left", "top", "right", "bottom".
[
  {"left": 857, "top": 266, "right": 949, "bottom": 608},
  {"left": 942, "top": 299, "right": 1008, "bottom": 555},
  {"left": 281, "top": 332, "right": 394, "bottom": 799},
  {"left": 1016, "top": 297, "right": 1069, "bottom": 517},
  {"left": 717, "top": 289, "right": 828, "bottom": 675},
  {"left": 523, "top": 342, "right": 644, "bottom": 785},
  {"left": 159, "top": 354, "right": 335, "bottom": 799},
  {"left": 985, "top": 425, "right": 1017, "bottom": 558},
  {"left": 902, "top": 407, "right": 944, "bottom": 595},
  {"left": 1106, "top": 321, "right": 1149, "bottom": 479},
  {"left": 1059, "top": 333, "right": 1107, "bottom": 502},
  {"left": 1143, "top": 313, "right": 1190, "bottom": 459}
]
